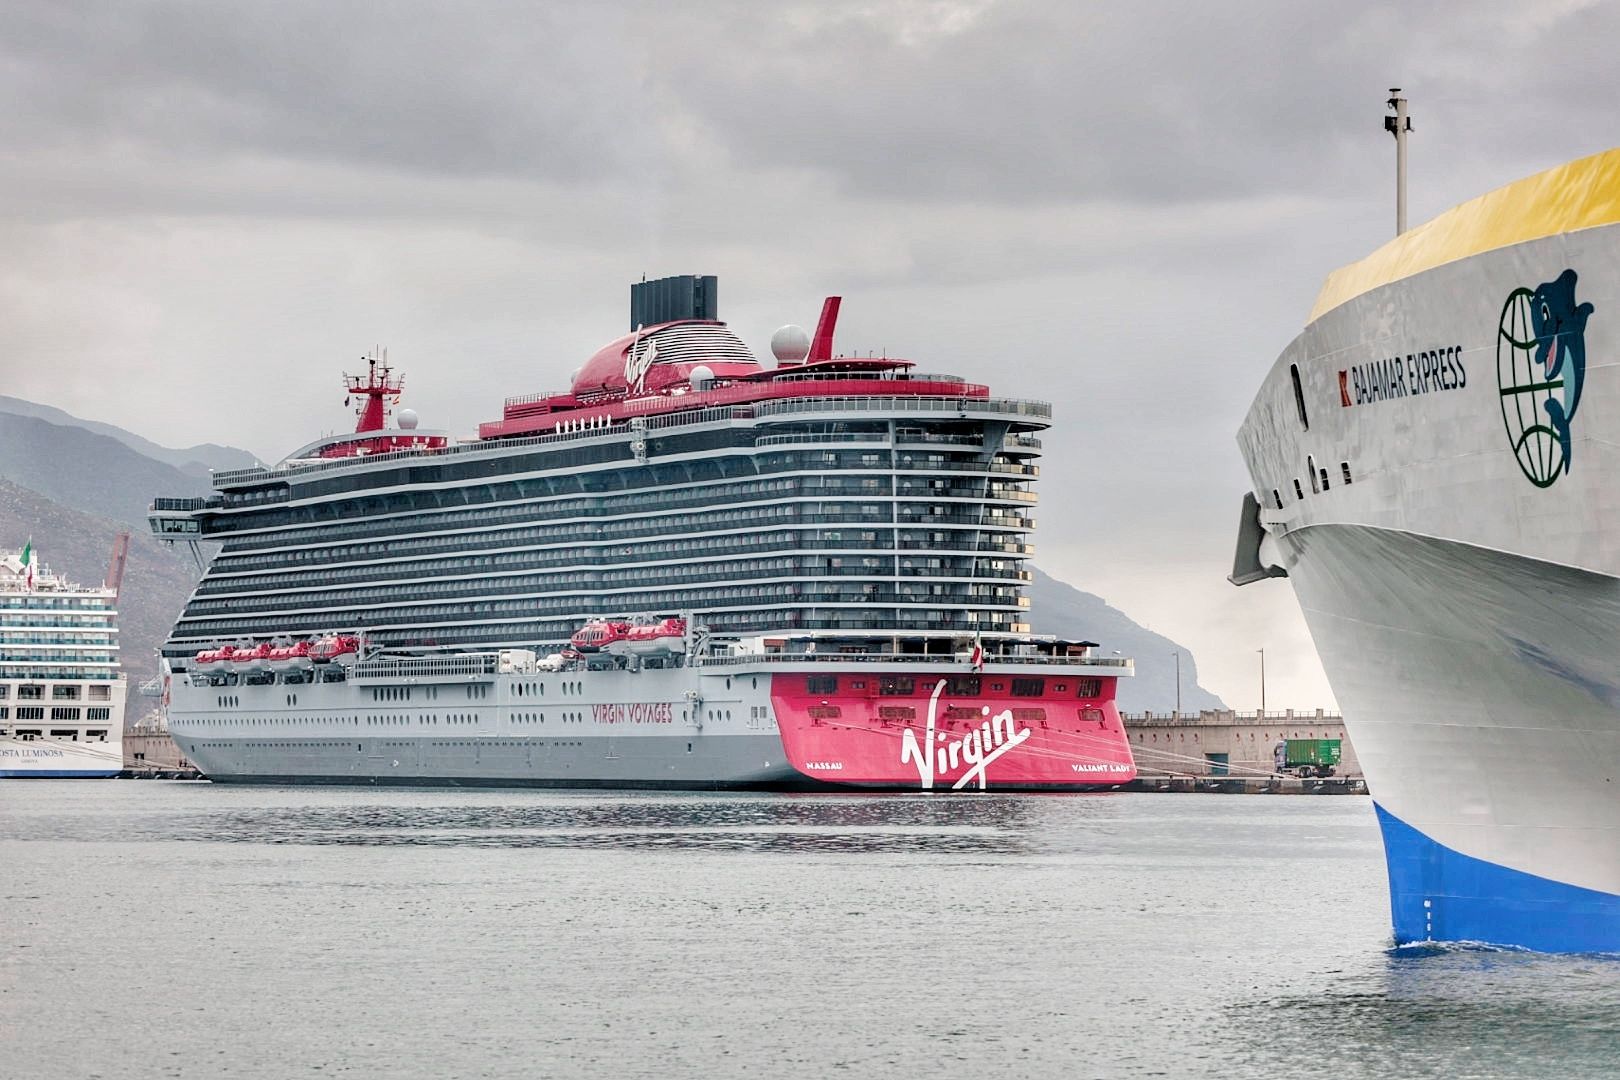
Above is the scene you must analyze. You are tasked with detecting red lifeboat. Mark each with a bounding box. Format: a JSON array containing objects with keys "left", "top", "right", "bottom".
[
  {"left": 624, "top": 618, "right": 686, "bottom": 656},
  {"left": 193, "top": 644, "right": 237, "bottom": 668},
  {"left": 569, "top": 620, "right": 631, "bottom": 653},
  {"left": 309, "top": 635, "right": 361, "bottom": 665},
  {"left": 268, "top": 640, "right": 315, "bottom": 672},
  {"left": 230, "top": 642, "right": 273, "bottom": 674}
]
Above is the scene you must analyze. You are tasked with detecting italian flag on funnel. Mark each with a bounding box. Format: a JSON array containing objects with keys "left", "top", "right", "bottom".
[{"left": 20, "top": 540, "right": 33, "bottom": 590}]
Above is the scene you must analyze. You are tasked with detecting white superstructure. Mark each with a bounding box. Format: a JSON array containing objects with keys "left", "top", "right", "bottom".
[
  {"left": 1234, "top": 149, "right": 1620, "bottom": 952},
  {"left": 0, "top": 546, "right": 125, "bottom": 778}
]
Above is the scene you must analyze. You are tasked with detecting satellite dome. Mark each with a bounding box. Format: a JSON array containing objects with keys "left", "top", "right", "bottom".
[
  {"left": 771, "top": 324, "right": 811, "bottom": 364},
  {"left": 689, "top": 364, "right": 715, "bottom": 389},
  {"left": 397, "top": 408, "right": 420, "bottom": 430}
]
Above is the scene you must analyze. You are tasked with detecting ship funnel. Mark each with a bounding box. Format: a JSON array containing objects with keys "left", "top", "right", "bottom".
[{"left": 630, "top": 275, "right": 717, "bottom": 329}]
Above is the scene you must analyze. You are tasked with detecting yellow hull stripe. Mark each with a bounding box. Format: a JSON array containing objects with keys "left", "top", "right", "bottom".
[{"left": 1311, "top": 147, "right": 1620, "bottom": 322}]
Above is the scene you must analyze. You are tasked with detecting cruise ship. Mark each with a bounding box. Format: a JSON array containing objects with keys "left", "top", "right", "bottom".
[
  {"left": 0, "top": 544, "right": 126, "bottom": 777},
  {"left": 1233, "top": 149, "right": 1620, "bottom": 951},
  {"left": 149, "top": 276, "right": 1136, "bottom": 791}
]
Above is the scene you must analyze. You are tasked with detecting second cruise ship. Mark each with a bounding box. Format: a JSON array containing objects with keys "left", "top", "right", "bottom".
[{"left": 150, "top": 276, "right": 1136, "bottom": 790}]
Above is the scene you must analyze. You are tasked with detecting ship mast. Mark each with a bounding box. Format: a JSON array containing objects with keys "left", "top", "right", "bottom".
[
  {"left": 1385, "top": 88, "right": 1412, "bottom": 235},
  {"left": 344, "top": 349, "right": 403, "bottom": 433}
]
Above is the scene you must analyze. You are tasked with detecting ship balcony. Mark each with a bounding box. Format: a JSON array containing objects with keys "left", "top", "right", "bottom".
[{"left": 894, "top": 459, "right": 1038, "bottom": 477}]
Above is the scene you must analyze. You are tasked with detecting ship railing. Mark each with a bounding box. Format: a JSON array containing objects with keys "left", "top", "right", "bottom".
[
  {"left": 694, "top": 652, "right": 1132, "bottom": 669},
  {"left": 352, "top": 654, "right": 499, "bottom": 681},
  {"left": 754, "top": 432, "right": 887, "bottom": 447},
  {"left": 753, "top": 396, "right": 1050, "bottom": 421}
]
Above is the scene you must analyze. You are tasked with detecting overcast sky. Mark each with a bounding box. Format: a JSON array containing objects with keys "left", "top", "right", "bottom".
[{"left": 1, "top": 0, "right": 1613, "bottom": 710}]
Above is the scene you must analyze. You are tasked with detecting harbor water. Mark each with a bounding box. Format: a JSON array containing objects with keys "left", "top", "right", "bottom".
[{"left": 3, "top": 783, "right": 1617, "bottom": 1079}]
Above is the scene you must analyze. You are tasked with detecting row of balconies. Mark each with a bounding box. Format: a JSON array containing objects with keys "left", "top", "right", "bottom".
[{"left": 182, "top": 567, "right": 1031, "bottom": 618}]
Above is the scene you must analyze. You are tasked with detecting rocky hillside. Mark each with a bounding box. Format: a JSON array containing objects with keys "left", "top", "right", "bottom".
[
  {"left": 0, "top": 395, "right": 258, "bottom": 476},
  {"left": 0, "top": 413, "right": 217, "bottom": 531},
  {"left": 1027, "top": 567, "right": 1225, "bottom": 713}
]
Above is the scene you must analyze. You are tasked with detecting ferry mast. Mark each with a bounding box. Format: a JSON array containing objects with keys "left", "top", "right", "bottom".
[{"left": 345, "top": 351, "right": 402, "bottom": 433}]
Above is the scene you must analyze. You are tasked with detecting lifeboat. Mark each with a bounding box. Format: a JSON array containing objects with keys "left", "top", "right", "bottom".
[
  {"left": 309, "top": 634, "right": 361, "bottom": 665},
  {"left": 623, "top": 617, "right": 686, "bottom": 655},
  {"left": 193, "top": 644, "right": 236, "bottom": 668},
  {"left": 569, "top": 620, "right": 631, "bottom": 653},
  {"left": 230, "top": 642, "right": 273, "bottom": 674},
  {"left": 268, "top": 640, "right": 315, "bottom": 672}
]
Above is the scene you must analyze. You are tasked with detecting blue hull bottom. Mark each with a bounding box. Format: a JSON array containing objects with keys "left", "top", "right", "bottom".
[
  {"left": 0, "top": 770, "right": 119, "bottom": 778},
  {"left": 1376, "top": 803, "right": 1620, "bottom": 953}
]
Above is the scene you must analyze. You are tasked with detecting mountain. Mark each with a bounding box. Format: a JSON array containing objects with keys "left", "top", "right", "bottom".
[
  {"left": 0, "top": 396, "right": 258, "bottom": 476},
  {"left": 0, "top": 478, "right": 200, "bottom": 725},
  {"left": 1027, "top": 567, "right": 1225, "bottom": 713},
  {"left": 0, "top": 414, "right": 218, "bottom": 531}
]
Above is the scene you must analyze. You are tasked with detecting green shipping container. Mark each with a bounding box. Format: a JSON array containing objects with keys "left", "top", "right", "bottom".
[{"left": 1283, "top": 739, "right": 1342, "bottom": 767}]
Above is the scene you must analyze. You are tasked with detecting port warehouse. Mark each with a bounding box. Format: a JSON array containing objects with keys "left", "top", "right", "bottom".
[{"left": 1121, "top": 710, "right": 1360, "bottom": 779}]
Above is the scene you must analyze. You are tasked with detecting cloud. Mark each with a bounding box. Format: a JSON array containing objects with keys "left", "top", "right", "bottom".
[{"left": 0, "top": 0, "right": 1612, "bottom": 709}]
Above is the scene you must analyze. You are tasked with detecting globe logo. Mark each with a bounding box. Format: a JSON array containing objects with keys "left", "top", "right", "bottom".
[
  {"left": 1496, "top": 269, "right": 1593, "bottom": 488},
  {"left": 1497, "top": 289, "right": 1564, "bottom": 486}
]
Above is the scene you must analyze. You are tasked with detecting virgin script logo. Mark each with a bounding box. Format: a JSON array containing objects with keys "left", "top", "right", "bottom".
[
  {"left": 900, "top": 680, "right": 1032, "bottom": 790},
  {"left": 624, "top": 335, "right": 659, "bottom": 393}
]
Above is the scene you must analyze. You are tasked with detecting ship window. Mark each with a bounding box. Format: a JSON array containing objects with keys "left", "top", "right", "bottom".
[
  {"left": 806, "top": 675, "right": 838, "bottom": 695},
  {"left": 1319, "top": 467, "right": 1330, "bottom": 491},
  {"left": 1341, "top": 462, "right": 1353, "bottom": 485},
  {"left": 1272, "top": 489, "right": 1283, "bottom": 510},
  {"left": 1307, "top": 456, "right": 1319, "bottom": 494},
  {"left": 1289, "top": 363, "right": 1309, "bottom": 430},
  {"left": 878, "top": 677, "right": 915, "bottom": 696},
  {"left": 0, "top": 687, "right": 7, "bottom": 699},
  {"left": 18, "top": 685, "right": 42, "bottom": 700},
  {"left": 1293, "top": 479, "right": 1304, "bottom": 500},
  {"left": 946, "top": 676, "right": 981, "bottom": 695},
  {"left": 1075, "top": 678, "right": 1103, "bottom": 698},
  {"left": 1010, "top": 678, "right": 1044, "bottom": 697},
  {"left": 52, "top": 685, "right": 80, "bottom": 699}
]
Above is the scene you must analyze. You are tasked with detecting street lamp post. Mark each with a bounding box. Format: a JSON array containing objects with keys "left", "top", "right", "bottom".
[{"left": 1172, "top": 651, "right": 1182, "bottom": 718}]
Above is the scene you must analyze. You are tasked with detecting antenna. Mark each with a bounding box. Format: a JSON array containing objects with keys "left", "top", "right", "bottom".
[{"left": 1385, "top": 89, "right": 1413, "bottom": 235}]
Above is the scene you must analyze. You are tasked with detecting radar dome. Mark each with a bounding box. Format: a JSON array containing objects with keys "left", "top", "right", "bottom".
[
  {"left": 397, "top": 408, "right": 420, "bottom": 430},
  {"left": 771, "top": 324, "right": 811, "bottom": 364},
  {"left": 689, "top": 364, "right": 715, "bottom": 389}
]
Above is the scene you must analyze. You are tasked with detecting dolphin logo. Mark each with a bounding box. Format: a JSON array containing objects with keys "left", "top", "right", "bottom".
[{"left": 1529, "top": 269, "right": 1594, "bottom": 472}]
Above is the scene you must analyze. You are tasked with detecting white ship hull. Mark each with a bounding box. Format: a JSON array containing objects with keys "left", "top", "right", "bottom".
[
  {"left": 170, "top": 662, "right": 796, "bottom": 788},
  {"left": 0, "top": 733, "right": 123, "bottom": 778},
  {"left": 1236, "top": 153, "right": 1620, "bottom": 952}
]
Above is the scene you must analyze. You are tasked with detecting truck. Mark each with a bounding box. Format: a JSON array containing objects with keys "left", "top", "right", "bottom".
[{"left": 1276, "top": 738, "right": 1342, "bottom": 778}]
